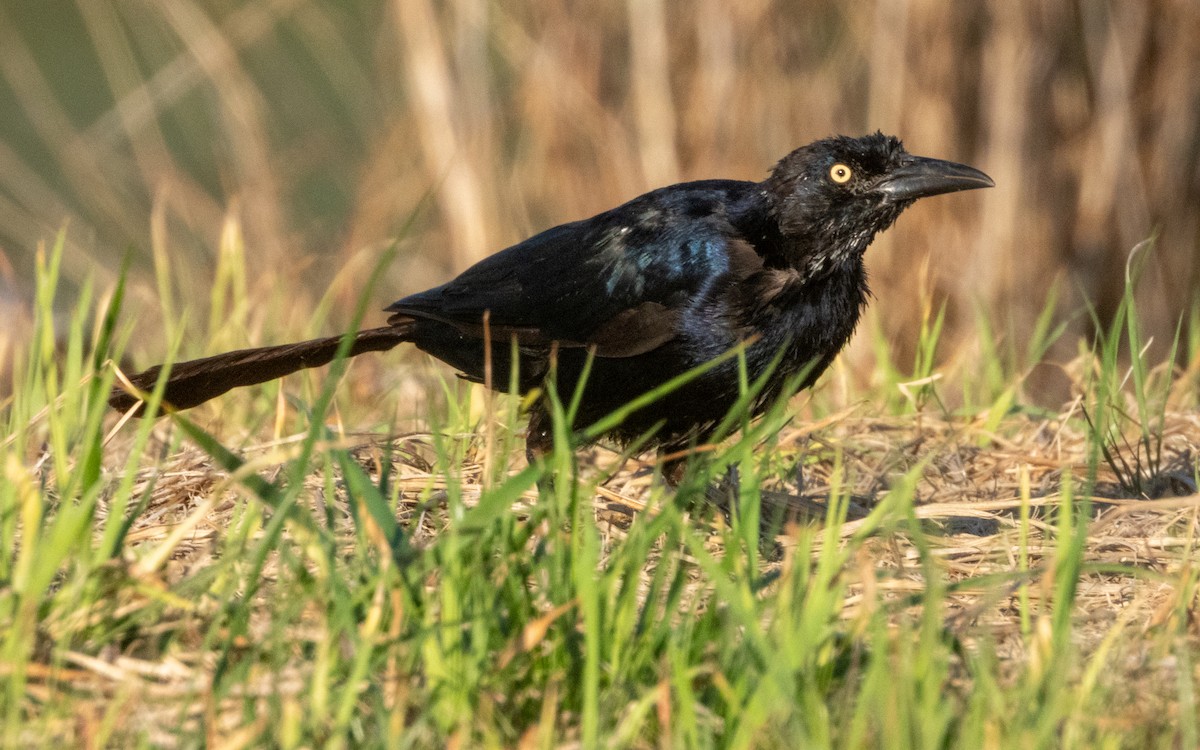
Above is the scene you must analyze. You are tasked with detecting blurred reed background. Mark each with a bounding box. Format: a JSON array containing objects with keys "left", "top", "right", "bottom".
[{"left": 0, "top": 0, "right": 1197, "bottom": 398}]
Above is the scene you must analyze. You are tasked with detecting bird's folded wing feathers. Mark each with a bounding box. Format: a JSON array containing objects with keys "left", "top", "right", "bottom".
[{"left": 386, "top": 183, "right": 764, "bottom": 357}]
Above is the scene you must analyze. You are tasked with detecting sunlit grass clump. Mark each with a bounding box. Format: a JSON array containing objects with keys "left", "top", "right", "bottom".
[{"left": 1, "top": 231, "right": 1198, "bottom": 748}]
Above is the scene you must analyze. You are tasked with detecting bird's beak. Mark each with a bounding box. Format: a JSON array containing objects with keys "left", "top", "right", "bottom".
[{"left": 874, "top": 156, "right": 994, "bottom": 203}]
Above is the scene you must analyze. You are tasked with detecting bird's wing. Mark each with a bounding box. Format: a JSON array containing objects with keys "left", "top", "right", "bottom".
[{"left": 385, "top": 180, "right": 764, "bottom": 358}]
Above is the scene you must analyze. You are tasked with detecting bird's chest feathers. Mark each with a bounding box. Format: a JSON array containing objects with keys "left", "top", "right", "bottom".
[{"left": 732, "top": 261, "right": 870, "bottom": 366}]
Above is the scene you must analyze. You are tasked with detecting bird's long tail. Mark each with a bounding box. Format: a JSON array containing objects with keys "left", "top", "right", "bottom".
[{"left": 108, "top": 323, "right": 414, "bottom": 413}]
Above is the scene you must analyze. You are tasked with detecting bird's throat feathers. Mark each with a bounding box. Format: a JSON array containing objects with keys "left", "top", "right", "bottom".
[{"left": 762, "top": 181, "right": 909, "bottom": 281}]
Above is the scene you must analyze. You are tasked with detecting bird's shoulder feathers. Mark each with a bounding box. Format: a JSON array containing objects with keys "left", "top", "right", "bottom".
[{"left": 385, "top": 179, "right": 769, "bottom": 357}]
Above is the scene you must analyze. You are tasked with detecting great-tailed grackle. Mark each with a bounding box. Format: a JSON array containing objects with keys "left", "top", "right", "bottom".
[{"left": 110, "top": 133, "right": 992, "bottom": 471}]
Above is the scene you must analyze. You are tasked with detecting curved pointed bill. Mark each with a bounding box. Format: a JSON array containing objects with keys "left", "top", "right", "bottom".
[{"left": 874, "top": 156, "right": 994, "bottom": 203}]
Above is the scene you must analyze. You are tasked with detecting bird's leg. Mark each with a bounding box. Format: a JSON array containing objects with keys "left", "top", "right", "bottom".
[
  {"left": 523, "top": 405, "right": 564, "bottom": 502},
  {"left": 663, "top": 444, "right": 837, "bottom": 536},
  {"left": 657, "top": 443, "right": 737, "bottom": 520},
  {"left": 713, "top": 464, "right": 740, "bottom": 500},
  {"left": 704, "top": 465, "right": 741, "bottom": 521},
  {"left": 524, "top": 405, "right": 553, "bottom": 466},
  {"left": 658, "top": 446, "right": 690, "bottom": 489}
]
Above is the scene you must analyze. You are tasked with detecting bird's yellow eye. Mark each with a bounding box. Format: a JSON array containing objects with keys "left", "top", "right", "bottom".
[{"left": 829, "top": 163, "right": 853, "bottom": 184}]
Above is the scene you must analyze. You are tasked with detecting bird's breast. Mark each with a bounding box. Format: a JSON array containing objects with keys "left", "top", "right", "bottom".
[{"left": 725, "top": 263, "right": 870, "bottom": 383}]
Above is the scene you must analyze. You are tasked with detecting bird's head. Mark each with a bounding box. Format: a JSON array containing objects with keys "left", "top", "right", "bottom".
[{"left": 764, "top": 132, "right": 993, "bottom": 275}]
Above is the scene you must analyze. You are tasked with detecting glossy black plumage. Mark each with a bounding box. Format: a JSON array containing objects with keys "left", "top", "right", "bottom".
[{"left": 110, "top": 133, "right": 992, "bottom": 467}]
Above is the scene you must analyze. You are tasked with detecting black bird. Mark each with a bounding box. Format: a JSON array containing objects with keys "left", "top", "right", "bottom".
[{"left": 110, "top": 133, "right": 992, "bottom": 474}]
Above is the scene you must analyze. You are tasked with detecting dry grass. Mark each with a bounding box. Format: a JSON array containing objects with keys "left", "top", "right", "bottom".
[{"left": 29, "top": 393, "right": 1190, "bottom": 744}]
